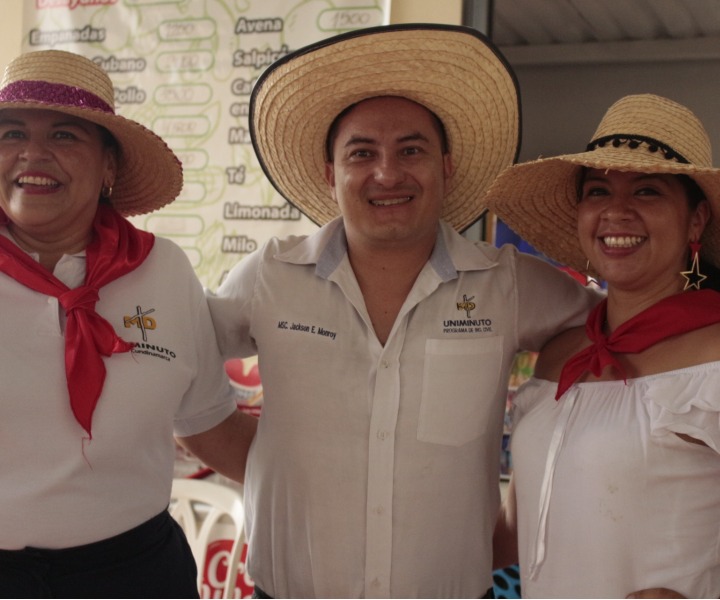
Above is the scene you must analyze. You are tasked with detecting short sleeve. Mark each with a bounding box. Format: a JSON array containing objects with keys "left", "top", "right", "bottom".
[{"left": 642, "top": 367, "right": 720, "bottom": 453}]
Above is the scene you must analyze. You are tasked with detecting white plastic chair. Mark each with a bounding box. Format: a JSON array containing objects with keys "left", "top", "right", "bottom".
[{"left": 170, "top": 478, "right": 246, "bottom": 599}]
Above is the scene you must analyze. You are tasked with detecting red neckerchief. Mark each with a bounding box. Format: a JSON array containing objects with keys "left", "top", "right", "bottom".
[
  {"left": 556, "top": 289, "right": 720, "bottom": 400},
  {"left": 0, "top": 205, "right": 155, "bottom": 437}
]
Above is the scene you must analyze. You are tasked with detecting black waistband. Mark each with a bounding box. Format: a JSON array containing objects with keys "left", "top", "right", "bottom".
[
  {"left": 253, "top": 584, "right": 494, "bottom": 598},
  {"left": 1, "top": 509, "right": 172, "bottom": 564}
]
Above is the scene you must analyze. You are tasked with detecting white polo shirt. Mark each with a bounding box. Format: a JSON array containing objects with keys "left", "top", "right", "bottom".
[
  {"left": 209, "top": 218, "right": 601, "bottom": 598},
  {"left": 0, "top": 232, "right": 237, "bottom": 549}
]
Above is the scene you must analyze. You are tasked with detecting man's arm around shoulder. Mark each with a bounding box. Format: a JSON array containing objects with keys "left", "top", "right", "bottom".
[{"left": 176, "top": 410, "right": 258, "bottom": 484}]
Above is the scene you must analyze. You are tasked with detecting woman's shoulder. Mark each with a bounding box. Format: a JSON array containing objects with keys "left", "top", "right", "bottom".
[
  {"left": 650, "top": 321, "right": 720, "bottom": 369},
  {"left": 532, "top": 326, "right": 589, "bottom": 382}
]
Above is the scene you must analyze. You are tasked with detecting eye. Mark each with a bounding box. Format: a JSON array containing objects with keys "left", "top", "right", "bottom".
[
  {"left": 401, "top": 146, "right": 421, "bottom": 156},
  {"left": 52, "top": 129, "right": 79, "bottom": 141},
  {"left": 0, "top": 128, "right": 25, "bottom": 140},
  {"left": 635, "top": 186, "right": 661, "bottom": 196},
  {"left": 580, "top": 184, "right": 609, "bottom": 201},
  {"left": 347, "top": 148, "right": 373, "bottom": 160}
]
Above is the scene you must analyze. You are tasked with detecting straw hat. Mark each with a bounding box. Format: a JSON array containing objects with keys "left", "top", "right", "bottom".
[
  {"left": 484, "top": 93, "right": 720, "bottom": 272},
  {"left": 0, "top": 49, "right": 182, "bottom": 216},
  {"left": 249, "top": 23, "right": 520, "bottom": 232}
]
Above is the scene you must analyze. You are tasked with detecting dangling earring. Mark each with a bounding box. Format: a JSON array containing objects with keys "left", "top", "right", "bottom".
[
  {"left": 681, "top": 240, "right": 707, "bottom": 290},
  {"left": 583, "top": 258, "right": 599, "bottom": 287}
]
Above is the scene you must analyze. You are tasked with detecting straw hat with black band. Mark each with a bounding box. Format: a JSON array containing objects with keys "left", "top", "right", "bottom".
[
  {"left": 249, "top": 23, "right": 521, "bottom": 233},
  {"left": 484, "top": 93, "right": 720, "bottom": 274},
  {"left": 0, "top": 49, "right": 182, "bottom": 217}
]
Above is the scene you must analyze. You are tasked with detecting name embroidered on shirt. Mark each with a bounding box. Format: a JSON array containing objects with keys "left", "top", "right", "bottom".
[{"left": 277, "top": 320, "right": 337, "bottom": 340}]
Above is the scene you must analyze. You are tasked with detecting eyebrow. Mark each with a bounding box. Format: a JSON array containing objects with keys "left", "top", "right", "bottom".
[
  {"left": 342, "top": 131, "right": 431, "bottom": 148},
  {"left": 584, "top": 173, "right": 668, "bottom": 184},
  {"left": 0, "top": 117, "right": 91, "bottom": 131}
]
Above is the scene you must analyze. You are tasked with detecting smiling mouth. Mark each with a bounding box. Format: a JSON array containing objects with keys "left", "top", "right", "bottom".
[
  {"left": 369, "top": 196, "right": 413, "bottom": 207},
  {"left": 16, "top": 175, "right": 60, "bottom": 189},
  {"left": 601, "top": 235, "right": 646, "bottom": 248}
]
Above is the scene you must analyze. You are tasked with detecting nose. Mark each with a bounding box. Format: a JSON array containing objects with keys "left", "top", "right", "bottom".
[
  {"left": 600, "top": 192, "right": 634, "bottom": 220},
  {"left": 18, "top": 137, "right": 51, "bottom": 161},
  {"left": 372, "top": 153, "right": 406, "bottom": 187}
]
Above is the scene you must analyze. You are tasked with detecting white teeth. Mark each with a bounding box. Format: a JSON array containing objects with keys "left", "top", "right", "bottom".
[
  {"left": 370, "top": 196, "right": 411, "bottom": 206},
  {"left": 17, "top": 175, "right": 58, "bottom": 186},
  {"left": 602, "top": 235, "right": 645, "bottom": 248}
]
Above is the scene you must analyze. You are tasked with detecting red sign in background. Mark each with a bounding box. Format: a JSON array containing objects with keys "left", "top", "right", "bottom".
[{"left": 202, "top": 539, "right": 254, "bottom": 599}]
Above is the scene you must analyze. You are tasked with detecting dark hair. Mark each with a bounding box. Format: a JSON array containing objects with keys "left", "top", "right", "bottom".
[
  {"left": 676, "top": 173, "right": 706, "bottom": 208},
  {"left": 325, "top": 96, "right": 449, "bottom": 161},
  {"left": 674, "top": 175, "right": 718, "bottom": 291},
  {"left": 98, "top": 124, "right": 119, "bottom": 206},
  {"left": 697, "top": 258, "right": 720, "bottom": 291},
  {"left": 99, "top": 125, "right": 119, "bottom": 154}
]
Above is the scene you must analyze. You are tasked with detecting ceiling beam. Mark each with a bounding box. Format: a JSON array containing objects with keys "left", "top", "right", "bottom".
[{"left": 500, "top": 35, "right": 720, "bottom": 66}]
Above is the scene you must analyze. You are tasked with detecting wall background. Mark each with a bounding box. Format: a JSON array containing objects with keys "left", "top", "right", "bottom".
[
  {"left": 2, "top": 1, "right": 719, "bottom": 227},
  {"left": 0, "top": 1, "right": 462, "bottom": 69},
  {"left": 0, "top": 2, "right": 23, "bottom": 66}
]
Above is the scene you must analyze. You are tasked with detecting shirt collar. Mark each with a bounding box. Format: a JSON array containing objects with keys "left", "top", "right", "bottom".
[{"left": 275, "top": 217, "right": 499, "bottom": 281}]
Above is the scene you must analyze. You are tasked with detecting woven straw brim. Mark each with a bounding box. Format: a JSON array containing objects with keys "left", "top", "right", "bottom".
[
  {"left": 0, "top": 50, "right": 182, "bottom": 217},
  {"left": 484, "top": 149, "right": 720, "bottom": 272},
  {"left": 250, "top": 24, "right": 520, "bottom": 232}
]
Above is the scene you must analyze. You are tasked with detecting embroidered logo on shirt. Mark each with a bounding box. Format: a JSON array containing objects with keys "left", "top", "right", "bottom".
[
  {"left": 444, "top": 295, "right": 493, "bottom": 334},
  {"left": 124, "top": 306, "right": 178, "bottom": 362},
  {"left": 456, "top": 294, "right": 476, "bottom": 318},
  {"left": 124, "top": 305, "right": 156, "bottom": 341}
]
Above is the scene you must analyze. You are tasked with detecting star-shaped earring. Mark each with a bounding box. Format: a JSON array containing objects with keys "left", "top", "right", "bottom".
[{"left": 681, "top": 241, "right": 707, "bottom": 290}]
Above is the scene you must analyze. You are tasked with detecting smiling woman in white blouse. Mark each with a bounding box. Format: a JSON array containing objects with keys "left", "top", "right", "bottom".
[{"left": 486, "top": 94, "right": 720, "bottom": 599}]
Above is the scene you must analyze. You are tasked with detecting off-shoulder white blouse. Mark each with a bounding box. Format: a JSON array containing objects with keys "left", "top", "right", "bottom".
[{"left": 511, "top": 364, "right": 720, "bottom": 598}]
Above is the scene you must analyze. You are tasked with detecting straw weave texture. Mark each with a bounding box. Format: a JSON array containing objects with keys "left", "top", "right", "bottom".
[
  {"left": 0, "top": 50, "right": 182, "bottom": 216},
  {"left": 250, "top": 25, "right": 520, "bottom": 232},
  {"left": 484, "top": 94, "right": 720, "bottom": 271}
]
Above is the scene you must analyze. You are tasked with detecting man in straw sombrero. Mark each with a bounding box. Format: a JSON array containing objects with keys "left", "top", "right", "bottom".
[
  {"left": 209, "top": 24, "right": 600, "bottom": 598},
  {"left": 487, "top": 94, "right": 720, "bottom": 599},
  {"left": 0, "top": 49, "right": 256, "bottom": 597}
]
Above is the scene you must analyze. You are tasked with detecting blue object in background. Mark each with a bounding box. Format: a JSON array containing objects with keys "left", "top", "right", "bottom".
[
  {"left": 493, "top": 564, "right": 521, "bottom": 599},
  {"left": 495, "top": 219, "right": 551, "bottom": 262}
]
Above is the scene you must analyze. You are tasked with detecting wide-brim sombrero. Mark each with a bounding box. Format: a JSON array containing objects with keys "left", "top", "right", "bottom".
[
  {"left": 250, "top": 23, "right": 521, "bottom": 232},
  {"left": 0, "top": 49, "right": 182, "bottom": 217},
  {"left": 484, "top": 93, "right": 720, "bottom": 271}
]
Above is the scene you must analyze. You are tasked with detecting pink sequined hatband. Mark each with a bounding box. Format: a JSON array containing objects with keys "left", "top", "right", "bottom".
[{"left": 0, "top": 80, "right": 114, "bottom": 114}]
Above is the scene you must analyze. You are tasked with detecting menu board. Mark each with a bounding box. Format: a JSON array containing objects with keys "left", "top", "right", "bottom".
[{"left": 22, "top": 0, "right": 390, "bottom": 289}]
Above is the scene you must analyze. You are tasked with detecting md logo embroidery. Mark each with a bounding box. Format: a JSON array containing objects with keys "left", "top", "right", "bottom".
[
  {"left": 124, "top": 306, "right": 156, "bottom": 342},
  {"left": 444, "top": 294, "right": 493, "bottom": 334},
  {"left": 456, "top": 294, "right": 476, "bottom": 318},
  {"left": 125, "top": 306, "right": 178, "bottom": 361}
]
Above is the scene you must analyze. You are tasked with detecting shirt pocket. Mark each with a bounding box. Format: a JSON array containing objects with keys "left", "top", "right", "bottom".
[{"left": 417, "top": 337, "right": 504, "bottom": 446}]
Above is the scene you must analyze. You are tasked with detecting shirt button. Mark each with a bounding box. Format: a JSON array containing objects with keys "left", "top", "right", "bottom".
[
  {"left": 381, "top": 360, "right": 389, "bottom": 368},
  {"left": 374, "top": 505, "right": 384, "bottom": 515},
  {"left": 371, "top": 578, "right": 381, "bottom": 588},
  {"left": 377, "top": 430, "right": 387, "bottom": 440}
]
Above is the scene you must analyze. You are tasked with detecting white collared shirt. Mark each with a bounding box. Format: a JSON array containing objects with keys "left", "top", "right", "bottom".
[
  {"left": 0, "top": 230, "right": 236, "bottom": 549},
  {"left": 209, "top": 218, "right": 601, "bottom": 598}
]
